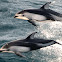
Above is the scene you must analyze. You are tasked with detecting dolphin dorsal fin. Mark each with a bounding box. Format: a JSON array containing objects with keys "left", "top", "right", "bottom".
[
  {"left": 40, "top": 2, "right": 51, "bottom": 9},
  {"left": 26, "top": 32, "right": 37, "bottom": 39}
]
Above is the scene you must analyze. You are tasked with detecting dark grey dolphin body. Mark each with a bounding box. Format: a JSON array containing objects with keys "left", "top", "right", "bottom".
[
  {"left": 0, "top": 32, "right": 61, "bottom": 57},
  {"left": 14, "top": 2, "right": 62, "bottom": 26}
]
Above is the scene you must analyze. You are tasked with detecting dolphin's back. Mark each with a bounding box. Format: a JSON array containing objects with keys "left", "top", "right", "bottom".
[{"left": 46, "top": 9, "right": 62, "bottom": 21}]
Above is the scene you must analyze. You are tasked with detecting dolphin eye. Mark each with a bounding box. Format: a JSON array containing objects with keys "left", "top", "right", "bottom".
[{"left": 22, "top": 15, "right": 25, "bottom": 16}]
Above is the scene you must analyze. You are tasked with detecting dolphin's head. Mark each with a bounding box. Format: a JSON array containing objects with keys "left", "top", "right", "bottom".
[
  {"left": 0, "top": 43, "right": 13, "bottom": 53},
  {"left": 14, "top": 10, "right": 29, "bottom": 20}
]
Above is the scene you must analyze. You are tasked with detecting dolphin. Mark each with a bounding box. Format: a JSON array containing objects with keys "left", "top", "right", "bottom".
[
  {"left": 0, "top": 32, "right": 61, "bottom": 57},
  {"left": 14, "top": 2, "right": 62, "bottom": 26}
]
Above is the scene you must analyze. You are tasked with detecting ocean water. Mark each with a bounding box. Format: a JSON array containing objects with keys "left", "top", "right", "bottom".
[{"left": 0, "top": 0, "right": 62, "bottom": 62}]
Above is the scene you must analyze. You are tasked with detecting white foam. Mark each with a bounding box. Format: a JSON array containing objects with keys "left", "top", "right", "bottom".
[
  {"left": 32, "top": 21, "right": 62, "bottom": 62},
  {"left": 36, "top": 21, "right": 62, "bottom": 40}
]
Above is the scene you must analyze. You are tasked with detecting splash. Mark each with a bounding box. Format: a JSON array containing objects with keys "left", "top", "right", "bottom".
[
  {"left": 32, "top": 21, "right": 62, "bottom": 62},
  {"left": 36, "top": 21, "right": 62, "bottom": 40}
]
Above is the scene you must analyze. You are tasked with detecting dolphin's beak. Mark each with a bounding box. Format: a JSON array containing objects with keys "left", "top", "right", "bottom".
[
  {"left": 14, "top": 14, "right": 29, "bottom": 20},
  {"left": 0, "top": 48, "right": 7, "bottom": 52},
  {"left": 0, "top": 48, "right": 14, "bottom": 53}
]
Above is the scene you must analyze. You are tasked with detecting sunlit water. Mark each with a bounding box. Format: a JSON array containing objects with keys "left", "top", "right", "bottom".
[{"left": 0, "top": 0, "right": 62, "bottom": 62}]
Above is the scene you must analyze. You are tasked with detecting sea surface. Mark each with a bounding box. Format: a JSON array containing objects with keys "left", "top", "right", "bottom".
[{"left": 0, "top": 0, "right": 62, "bottom": 62}]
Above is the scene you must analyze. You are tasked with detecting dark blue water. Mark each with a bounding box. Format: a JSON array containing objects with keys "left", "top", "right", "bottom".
[{"left": 0, "top": 0, "right": 62, "bottom": 62}]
